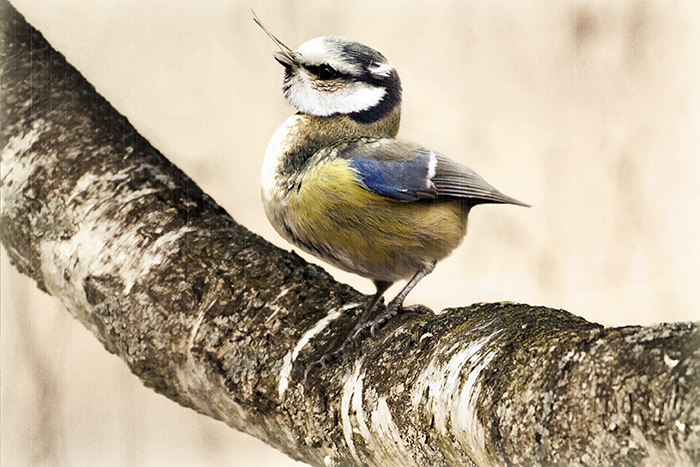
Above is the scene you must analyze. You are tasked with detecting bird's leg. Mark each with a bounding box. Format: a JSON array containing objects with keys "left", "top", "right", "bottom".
[
  {"left": 348, "top": 280, "right": 392, "bottom": 338},
  {"left": 360, "top": 260, "right": 436, "bottom": 339},
  {"left": 305, "top": 280, "right": 391, "bottom": 379}
]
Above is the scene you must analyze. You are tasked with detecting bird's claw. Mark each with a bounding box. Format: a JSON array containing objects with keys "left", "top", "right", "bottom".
[
  {"left": 399, "top": 304, "right": 434, "bottom": 316},
  {"left": 305, "top": 303, "right": 433, "bottom": 379}
]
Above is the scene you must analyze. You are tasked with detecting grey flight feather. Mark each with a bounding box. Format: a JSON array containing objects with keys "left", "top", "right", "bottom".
[{"left": 432, "top": 153, "right": 529, "bottom": 206}]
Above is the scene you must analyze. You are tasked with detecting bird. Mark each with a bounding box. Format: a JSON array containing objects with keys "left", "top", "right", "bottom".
[{"left": 255, "top": 16, "right": 529, "bottom": 377}]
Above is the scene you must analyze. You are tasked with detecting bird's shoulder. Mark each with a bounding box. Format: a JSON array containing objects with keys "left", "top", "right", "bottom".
[
  {"left": 301, "top": 137, "right": 527, "bottom": 206},
  {"left": 319, "top": 138, "right": 438, "bottom": 201}
]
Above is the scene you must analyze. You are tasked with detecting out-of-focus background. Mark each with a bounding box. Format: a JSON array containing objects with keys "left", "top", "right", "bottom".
[{"left": 2, "top": 1, "right": 699, "bottom": 465}]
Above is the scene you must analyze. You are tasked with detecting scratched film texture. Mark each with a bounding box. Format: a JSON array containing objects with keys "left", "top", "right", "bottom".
[{"left": 2, "top": 1, "right": 699, "bottom": 466}]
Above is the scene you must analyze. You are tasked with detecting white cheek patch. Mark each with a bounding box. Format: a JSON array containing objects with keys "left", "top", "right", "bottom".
[{"left": 286, "top": 74, "right": 386, "bottom": 116}]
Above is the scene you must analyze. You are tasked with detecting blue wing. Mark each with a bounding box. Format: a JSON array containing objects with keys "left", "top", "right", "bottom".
[
  {"left": 344, "top": 144, "right": 438, "bottom": 201},
  {"left": 338, "top": 139, "right": 528, "bottom": 206}
]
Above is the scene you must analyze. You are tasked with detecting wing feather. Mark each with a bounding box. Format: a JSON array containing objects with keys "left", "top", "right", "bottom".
[{"left": 336, "top": 139, "right": 528, "bottom": 206}]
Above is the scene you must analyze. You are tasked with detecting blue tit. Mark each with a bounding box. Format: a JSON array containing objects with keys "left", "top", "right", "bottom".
[{"left": 255, "top": 18, "right": 529, "bottom": 376}]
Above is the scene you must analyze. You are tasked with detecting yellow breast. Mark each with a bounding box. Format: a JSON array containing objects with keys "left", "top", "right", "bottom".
[{"left": 287, "top": 157, "right": 469, "bottom": 281}]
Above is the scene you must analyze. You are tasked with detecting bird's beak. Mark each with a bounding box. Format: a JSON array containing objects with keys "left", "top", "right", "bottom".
[
  {"left": 274, "top": 51, "right": 299, "bottom": 68},
  {"left": 253, "top": 11, "right": 299, "bottom": 68}
]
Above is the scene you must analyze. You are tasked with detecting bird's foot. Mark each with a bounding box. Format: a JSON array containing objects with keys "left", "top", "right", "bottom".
[
  {"left": 357, "top": 303, "right": 434, "bottom": 340},
  {"left": 399, "top": 303, "right": 434, "bottom": 317},
  {"left": 304, "top": 303, "right": 433, "bottom": 379}
]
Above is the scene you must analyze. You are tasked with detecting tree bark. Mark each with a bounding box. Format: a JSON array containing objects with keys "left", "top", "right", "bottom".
[{"left": 1, "top": 2, "right": 698, "bottom": 466}]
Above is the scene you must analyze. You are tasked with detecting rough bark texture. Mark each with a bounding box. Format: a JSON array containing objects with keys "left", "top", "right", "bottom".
[{"left": 1, "top": 3, "right": 698, "bottom": 466}]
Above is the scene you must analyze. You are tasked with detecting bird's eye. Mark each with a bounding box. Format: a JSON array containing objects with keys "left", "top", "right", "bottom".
[{"left": 307, "top": 64, "right": 339, "bottom": 80}]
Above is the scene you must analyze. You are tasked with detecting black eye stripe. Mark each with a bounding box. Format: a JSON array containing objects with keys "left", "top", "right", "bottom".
[{"left": 305, "top": 64, "right": 340, "bottom": 80}]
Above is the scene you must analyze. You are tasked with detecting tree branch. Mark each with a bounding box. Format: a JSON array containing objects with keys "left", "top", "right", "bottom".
[{"left": 1, "top": 3, "right": 698, "bottom": 466}]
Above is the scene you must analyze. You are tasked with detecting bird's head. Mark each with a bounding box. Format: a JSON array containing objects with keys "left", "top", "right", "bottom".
[{"left": 255, "top": 16, "right": 402, "bottom": 124}]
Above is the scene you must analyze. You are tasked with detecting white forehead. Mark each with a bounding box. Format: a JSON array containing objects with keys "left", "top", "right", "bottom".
[
  {"left": 297, "top": 36, "right": 332, "bottom": 60},
  {"left": 297, "top": 37, "right": 357, "bottom": 74},
  {"left": 296, "top": 36, "right": 394, "bottom": 77}
]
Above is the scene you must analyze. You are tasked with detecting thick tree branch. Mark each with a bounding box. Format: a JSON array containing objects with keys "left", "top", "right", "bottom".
[{"left": 1, "top": 3, "right": 698, "bottom": 466}]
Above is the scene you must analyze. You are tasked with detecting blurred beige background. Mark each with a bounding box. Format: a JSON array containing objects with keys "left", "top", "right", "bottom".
[{"left": 2, "top": 1, "right": 699, "bottom": 465}]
